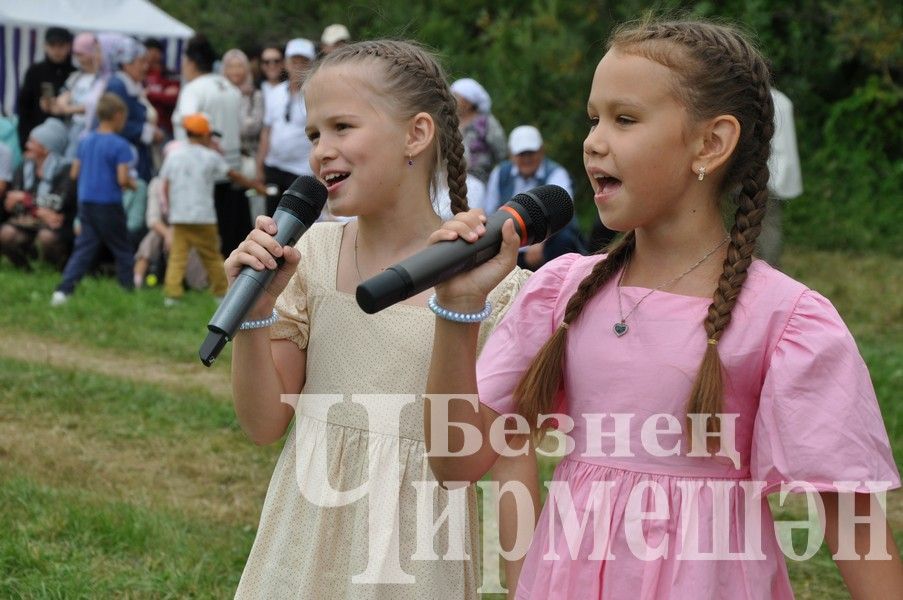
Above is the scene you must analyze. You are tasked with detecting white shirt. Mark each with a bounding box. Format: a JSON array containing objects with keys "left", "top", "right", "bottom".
[
  {"left": 63, "top": 70, "right": 97, "bottom": 127},
  {"left": 263, "top": 81, "right": 313, "bottom": 176},
  {"left": 483, "top": 160, "right": 574, "bottom": 214},
  {"left": 261, "top": 80, "right": 281, "bottom": 115},
  {"left": 172, "top": 73, "right": 243, "bottom": 172},
  {"left": 434, "top": 173, "right": 487, "bottom": 220},
  {"left": 160, "top": 143, "right": 230, "bottom": 224},
  {"left": 768, "top": 88, "right": 803, "bottom": 200}
]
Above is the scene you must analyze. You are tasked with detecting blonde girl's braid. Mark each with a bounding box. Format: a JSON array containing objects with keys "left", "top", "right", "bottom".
[
  {"left": 437, "top": 91, "right": 470, "bottom": 214},
  {"left": 609, "top": 20, "right": 776, "bottom": 436},
  {"left": 306, "top": 40, "right": 469, "bottom": 214},
  {"left": 515, "top": 232, "right": 636, "bottom": 432}
]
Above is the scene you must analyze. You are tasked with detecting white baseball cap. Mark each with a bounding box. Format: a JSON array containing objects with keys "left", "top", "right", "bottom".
[
  {"left": 321, "top": 24, "right": 351, "bottom": 46},
  {"left": 508, "top": 125, "right": 543, "bottom": 155},
  {"left": 285, "top": 38, "right": 315, "bottom": 60}
]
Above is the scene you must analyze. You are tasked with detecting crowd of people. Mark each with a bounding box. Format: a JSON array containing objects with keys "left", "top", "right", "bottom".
[
  {"left": 0, "top": 22, "right": 615, "bottom": 306},
  {"left": 3, "top": 15, "right": 891, "bottom": 600}
]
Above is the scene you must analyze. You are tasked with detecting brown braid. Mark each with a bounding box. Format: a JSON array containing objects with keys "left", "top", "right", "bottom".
[
  {"left": 304, "top": 40, "right": 469, "bottom": 214},
  {"left": 515, "top": 232, "right": 636, "bottom": 432},
  {"left": 612, "top": 20, "right": 775, "bottom": 437},
  {"left": 515, "top": 20, "right": 775, "bottom": 438}
]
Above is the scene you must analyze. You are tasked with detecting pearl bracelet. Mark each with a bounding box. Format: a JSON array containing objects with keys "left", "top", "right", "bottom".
[
  {"left": 428, "top": 294, "right": 492, "bottom": 323},
  {"left": 239, "top": 309, "right": 279, "bottom": 331}
]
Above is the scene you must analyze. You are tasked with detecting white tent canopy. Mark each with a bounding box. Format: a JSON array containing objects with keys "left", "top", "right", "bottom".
[
  {"left": 0, "top": 0, "right": 194, "bottom": 38},
  {"left": 1, "top": 0, "right": 194, "bottom": 115}
]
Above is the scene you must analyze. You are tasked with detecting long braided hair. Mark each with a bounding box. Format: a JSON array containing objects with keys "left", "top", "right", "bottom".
[
  {"left": 515, "top": 20, "right": 775, "bottom": 437},
  {"left": 304, "top": 40, "right": 469, "bottom": 214}
]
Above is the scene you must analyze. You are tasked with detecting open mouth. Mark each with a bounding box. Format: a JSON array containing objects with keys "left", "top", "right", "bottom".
[
  {"left": 595, "top": 175, "right": 622, "bottom": 194},
  {"left": 324, "top": 172, "right": 350, "bottom": 187}
]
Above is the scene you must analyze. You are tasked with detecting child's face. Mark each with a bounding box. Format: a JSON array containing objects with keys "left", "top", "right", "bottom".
[
  {"left": 583, "top": 49, "right": 702, "bottom": 233},
  {"left": 304, "top": 64, "right": 412, "bottom": 218}
]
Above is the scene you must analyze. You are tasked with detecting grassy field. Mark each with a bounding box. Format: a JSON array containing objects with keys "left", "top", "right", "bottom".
[{"left": 0, "top": 248, "right": 901, "bottom": 598}]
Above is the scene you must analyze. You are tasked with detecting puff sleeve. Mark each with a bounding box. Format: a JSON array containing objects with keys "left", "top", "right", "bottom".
[
  {"left": 269, "top": 266, "right": 310, "bottom": 351},
  {"left": 476, "top": 253, "right": 580, "bottom": 416},
  {"left": 477, "top": 266, "right": 532, "bottom": 352},
  {"left": 751, "top": 290, "right": 900, "bottom": 493}
]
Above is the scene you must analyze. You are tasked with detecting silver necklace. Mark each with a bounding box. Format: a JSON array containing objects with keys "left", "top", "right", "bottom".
[
  {"left": 613, "top": 237, "right": 729, "bottom": 337},
  {"left": 353, "top": 229, "right": 388, "bottom": 282},
  {"left": 353, "top": 229, "right": 367, "bottom": 282}
]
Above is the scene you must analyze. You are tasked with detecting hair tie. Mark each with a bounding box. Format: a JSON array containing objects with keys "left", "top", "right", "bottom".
[
  {"left": 560, "top": 322, "right": 570, "bottom": 330},
  {"left": 707, "top": 338, "right": 718, "bottom": 346}
]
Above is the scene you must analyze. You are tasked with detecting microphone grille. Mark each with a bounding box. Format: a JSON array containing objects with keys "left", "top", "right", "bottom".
[
  {"left": 513, "top": 184, "right": 574, "bottom": 237},
  {"left": 280, "top": 176, "right": 328, "bottom": 225}
]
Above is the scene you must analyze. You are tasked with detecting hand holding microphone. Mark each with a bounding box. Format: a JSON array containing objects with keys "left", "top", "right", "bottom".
[
  {"left": 200, "top": 176, "right": 327, "bottom": 366},
  {"left": 426, "top": 211, "right": 521, "bottom": 310},
  {"left": 355, "top": 185, "right": 574, "bottom": 314}
]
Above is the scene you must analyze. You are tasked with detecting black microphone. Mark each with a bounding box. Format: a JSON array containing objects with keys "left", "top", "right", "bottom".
[
  {"left": 199, "top": 176, "right": 327, "bottom": 366},
  {"left": 356, "top": 184, "right": 573, "bottom": 314}
]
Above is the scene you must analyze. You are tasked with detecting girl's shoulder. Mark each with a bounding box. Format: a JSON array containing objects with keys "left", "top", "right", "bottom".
[
  {"left": 295, "top": 221, "right": 345, "bottom": 258},
  {"left": 508, "top": 253, "right": 597, "bottom": 313},
  {"left": 737, "top": 260, "right": 862, "bottom": 360},
  {"left": 551, "top": 251, "right": 608, "bottom": 290},
  {"left": 738, "top": 259, "right": 813, "bottom": 319}
]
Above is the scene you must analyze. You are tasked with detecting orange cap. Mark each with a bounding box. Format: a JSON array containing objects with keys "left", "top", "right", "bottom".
[{"left": 183, "top": 113, "right": 218, "bottom": 137}]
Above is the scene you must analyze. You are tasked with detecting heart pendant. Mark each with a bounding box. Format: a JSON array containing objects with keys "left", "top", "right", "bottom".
[{"left": 613, "top": 321, "right": 628, "bottom": 337}]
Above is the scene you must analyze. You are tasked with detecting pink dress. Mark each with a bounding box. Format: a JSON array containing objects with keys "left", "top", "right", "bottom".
[{"left": 477, "top": 253, "right": 900, "bottom": 599}]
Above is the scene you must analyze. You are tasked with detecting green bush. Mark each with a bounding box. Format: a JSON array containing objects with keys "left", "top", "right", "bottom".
[
  {"left": 785, "top": 78, "right": 903, "bottom": 254},
  {"left": 153, "top": 0, "right": 902, "bottom": 252}
]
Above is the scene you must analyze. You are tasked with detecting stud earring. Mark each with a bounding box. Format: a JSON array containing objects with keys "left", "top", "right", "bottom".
[
  {"left": 697, "top": 166, "right": 706, "bottom": 181},
  {"left": 407, "top": 155, "right": 414, "bottom": 167}
]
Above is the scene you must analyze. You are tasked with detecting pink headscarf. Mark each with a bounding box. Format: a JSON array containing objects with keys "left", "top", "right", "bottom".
[{"left": 72, "top": 32, "right": 97, "bottom": 56}]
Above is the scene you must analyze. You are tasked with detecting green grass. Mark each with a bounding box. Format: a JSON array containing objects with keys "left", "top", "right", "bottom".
[
  {"left": 0, "top": 264, "right": 229, "bottom": 365},
  {"left": 0, "top": 248, "right": 900, "bottom": 598},
  {"left": 0, "top": 358, "right": 237, "bottom": 440},
  {"left": 0, "top": 475, "right": 251, "bottom": 599},
  {"left": 0, "top": 356, "right": 280, "bottom": 598}
]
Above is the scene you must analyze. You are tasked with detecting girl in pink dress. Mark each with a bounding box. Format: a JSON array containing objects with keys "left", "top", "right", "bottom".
[{"left": 423, "top": 19, "right": 903, "bottom": 599}]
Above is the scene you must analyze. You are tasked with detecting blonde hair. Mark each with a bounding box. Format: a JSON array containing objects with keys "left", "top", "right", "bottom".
[
  {"left": 515, "top": 19, "right": 774, "bottom": 438},
  {"left": 96, "top": 92, "right": 127, "bottom": 122},
  {"left": 304, "top": 40, "right": 469, "bottom": 215}
]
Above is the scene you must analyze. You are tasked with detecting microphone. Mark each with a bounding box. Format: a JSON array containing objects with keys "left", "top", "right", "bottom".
[
  {"left": 199, "top": 176, "right": 327, "bottom": 366},
  {"left": 356, "top": 184, "right": 573, "bottom": 314}
]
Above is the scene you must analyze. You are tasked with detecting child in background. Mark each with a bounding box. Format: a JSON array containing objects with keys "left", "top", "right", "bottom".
[
  {"left": 133, "top": 159, "right": 208, "bottom": 291},
  {"left": 425, "top": 18, "right": 902, "bottom": 598},
  {"left": 225, "top": 40, "right": 529, "bottom": 598},
  {"left": 53, "top": 93, "right": 135, "bottom": 305},
  {"left": 160, "top": 113, "right": 266, "bottom": 306}
]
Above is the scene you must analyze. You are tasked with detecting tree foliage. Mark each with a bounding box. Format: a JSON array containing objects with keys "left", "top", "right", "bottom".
[{"left": 153, "top": 0, "right": 902, "bottom": 253}]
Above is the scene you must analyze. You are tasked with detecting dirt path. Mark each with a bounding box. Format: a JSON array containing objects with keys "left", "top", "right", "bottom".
[{"left": 0, "top": 329, "right": 232, "bottom": 400}]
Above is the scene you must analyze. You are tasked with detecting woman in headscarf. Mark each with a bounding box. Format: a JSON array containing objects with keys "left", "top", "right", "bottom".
[
  {"left": 0, "top": 118, "right": 76, "bottom": 269},
  {"left": 104, "top": 37, "right": 161, "bottom": 182},
  {"left": 222, "top": 48, "right": 266, "bottom": 221},
  {"left": 223, "top": 49, "right": 264, "bottom": 160},
  {"left": 450, "top": 77, "right": 508, "bottom": 183}
]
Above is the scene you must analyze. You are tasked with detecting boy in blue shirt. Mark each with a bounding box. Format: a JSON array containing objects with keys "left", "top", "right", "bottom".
[{"left": 52, "top": 93, "right": 136, "bottom": 305}]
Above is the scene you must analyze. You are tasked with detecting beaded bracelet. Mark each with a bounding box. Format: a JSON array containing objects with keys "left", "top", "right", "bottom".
[
  {"left": 428, "top": 294, "right": 492, "bottom": 323},
  {"left": 239, "top": 309, "right": 279, "bottom": 331}
]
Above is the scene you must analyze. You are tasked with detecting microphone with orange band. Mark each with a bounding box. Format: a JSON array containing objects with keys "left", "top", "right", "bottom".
[{"left": 355, "top": 184, "right": 573, "bottom": 314}]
